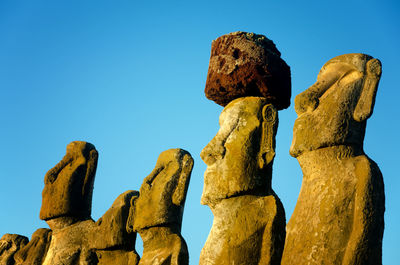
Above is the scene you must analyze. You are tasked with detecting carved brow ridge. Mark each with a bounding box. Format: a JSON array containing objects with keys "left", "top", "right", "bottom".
[
  {"left": 146, "top": 166, "right": 162, "bottom": 187},
  {"left": 221, "top": 118, "right": 240, "bottom": 149}
]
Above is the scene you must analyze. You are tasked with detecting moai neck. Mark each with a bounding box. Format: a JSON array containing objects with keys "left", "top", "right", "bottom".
[
  {"left": 139, "top": 226, "right": 180, "bottom": 249},
  {"left": 46, "top": 216, "right": 84, "bottom": 230},
  {"left": 297, "top": 145, "right": 364, "bottom": 176}
]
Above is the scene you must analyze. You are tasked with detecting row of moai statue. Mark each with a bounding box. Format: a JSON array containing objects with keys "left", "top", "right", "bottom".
[{"left": 1, "top": 31, "right": 385, "bottom": 265}]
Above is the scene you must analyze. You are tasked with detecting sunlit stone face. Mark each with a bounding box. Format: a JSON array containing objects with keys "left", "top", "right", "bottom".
[
  {"left": 130, "top": 149, "right": 193, "bottom": 231},
  {"left": 40, "top": 141, "right": 98, "bottom": 221},
  {"left": 290, "top": 54, "right": 378, "bottom": 158},
  {"left": 200, "top": 97, "right": 274, "bottom": 206}
]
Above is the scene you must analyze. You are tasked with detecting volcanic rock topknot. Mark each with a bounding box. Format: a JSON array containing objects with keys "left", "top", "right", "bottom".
[{"left": 205, "top": 31, "right": 291, "bottom": 110}]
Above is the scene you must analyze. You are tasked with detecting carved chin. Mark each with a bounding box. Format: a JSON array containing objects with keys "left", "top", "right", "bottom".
[{"left": 201, "top": 167, "right": 217, "bottom": 205}]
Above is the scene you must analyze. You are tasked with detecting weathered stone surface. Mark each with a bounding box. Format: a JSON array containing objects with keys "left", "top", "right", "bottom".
[
  {"left": 200, "top": 195, "right": 285, "bottom": 265},
  {"left": 89, "top": 190, "right": 140, "bottom": 265},
  {"left": 42, "top": 220, "right": 97, "bottom": 265},
  {"left": 40, "top": 141, "right": 140, "bottom": 265},
  {"left": 14, "top": 228, "right": 52, "bottom": 265},
  {"left": 205, "top": 31, "right": 291, "bottom": 110},
  {"left": 40, "top": 141, "right": 98, "bottom": 222},
  {"left": 90, "top": 190, "right": 139, "bottom": 250},
  {"left": 139, "top": 227, "right": 188, "bottom": 265},
  {"left": 95, "top": 249, "right": 139, "bottom": 265},
  {"left": 200, "top": 97, "right": 285, "bottom": 265},
  {"left": 127, "top": 148, "right": 194, "bottom": 265},
  {"left": 200, "top": 97, "right": 278, "bottom": 206},
  {"left": 0, "top": 234, "right": 28, "bottom": 265},
  {"left": 282, "top": 53, "right": 384, "bottom": 265}
]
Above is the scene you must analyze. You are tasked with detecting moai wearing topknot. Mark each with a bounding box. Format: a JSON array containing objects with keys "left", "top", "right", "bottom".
[
  {"left": 200, "top": 32, "right": 289, "bottom": 265},
  {"left": 127, "top": 149, "right": 194, "bottom": 265},
  {"left": 282, "top": 54, "right": 385, "bottom": 265}
]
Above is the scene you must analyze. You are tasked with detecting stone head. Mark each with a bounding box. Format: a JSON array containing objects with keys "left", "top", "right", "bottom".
[
  {"left": 127, "top": 149, "right": 193, "bottom": 232},
  {"left": 90, "top": 190, "right": 139, "bottom": 250},
  {"left": 40, "top": 141, "right": 98, "bottom": 221},
  {"left": 0, "top": 234, "right": 28, "bottom": 265},
  {"left": 200, "top": 97, "right": 278, "bottom": 207},
  {"left": 290, "top": 53, "right": 382, "bottom": 157},
  {"left": 14, "top": 228, "right": 52, "bottom": 265}
]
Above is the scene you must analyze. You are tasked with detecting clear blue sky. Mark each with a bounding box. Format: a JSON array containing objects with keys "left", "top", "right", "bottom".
[{"left": 0, "top": 1, "right": 399, "bottom": 264}]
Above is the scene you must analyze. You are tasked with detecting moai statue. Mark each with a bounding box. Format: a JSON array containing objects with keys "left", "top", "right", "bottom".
[
  {"left": 14, "top": 228, "right": 52, "bottom": 265},
  {"left": 281, "top": 54, "right": 384, "bottom": 265},
  {"left": 200, "top": 32, "right": 289, "bottom": 265},
  {"left": 40, "top": 141, "right": 99, "bottom": 265},
  {"left": 200, "top": 97, "right": 286, "bottom": 265},
  {"left": 0, "top": 234, "right": 28, "bottom": 265},
  {"left": 89, "top": 190, "right": 140, "bottom": 265},
  {"left": 126, "top": 149, "right": 194, "bottom": 265}
]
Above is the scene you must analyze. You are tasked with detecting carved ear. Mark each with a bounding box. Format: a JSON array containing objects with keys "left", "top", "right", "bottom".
[
  {"left": 82, "top": 148, "right": 98, "bottom": 197},
  {"left": 262, "top": 103, "right": 277, "bottom": 123},
  {"left": 258, "top": 104, "right": 277, "bottom": 169},
  {"left": 126, "top": 194, "right": 139, "bottom": 233},
  {"left": 172, "top": 154, "right": 194, "bottom": 206},
  {"left": 258, "top": 104, "right": 278, "bottom": 168},
  {"left": 353, "top": 58, "right": 382, "bottom": 122}
]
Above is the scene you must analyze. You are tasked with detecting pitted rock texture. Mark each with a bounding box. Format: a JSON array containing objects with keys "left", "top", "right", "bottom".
[
  {"left": 282, "top": 53, "right": 385, "bottom": 265},
  {"left": 205, "top": 32, "right": 291, "bottom": 110},
  {"left": 14, "top": 228, "right": 52, "bottom": 265}
]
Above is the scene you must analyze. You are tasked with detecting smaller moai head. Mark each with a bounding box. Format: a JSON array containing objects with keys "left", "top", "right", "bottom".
[
  {"left": 126, "top": 149, "right": 194, "bottom": 233},
  {"left": 90, "top": 190, "right": 139, "bottom": 250},
  {"left": 0, "top": 234, "right": 28, "bottom": 265},
  {"left": 40, "top": 141, "right": 98, "bottom": 221},
  {"left": 205, "top": 31, "right": 291, "bottom": 110},
  {"left": 290, "top": 53, "right": 382, "bottom": 157},
  {"left": 14, "top": 228, "right": 52, "bottom": 265},
  {"left": 200, "top": 97, "right": 278, "bottom": 207}
]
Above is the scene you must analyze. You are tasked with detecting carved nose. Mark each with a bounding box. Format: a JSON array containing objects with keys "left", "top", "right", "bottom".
[{"left": 200, "top": 138, "right": 225, "bottom": 166}]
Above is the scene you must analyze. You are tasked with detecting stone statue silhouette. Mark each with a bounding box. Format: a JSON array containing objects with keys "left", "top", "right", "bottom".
[
  {"left": 199, "top": 97, "right": 285, "bottom": 265},
  {"left": 282, "top": 53, "right": 385, "bottom": 265},
  {"left": 127, "top": 148, "right": 193, "bottom": 265}
]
